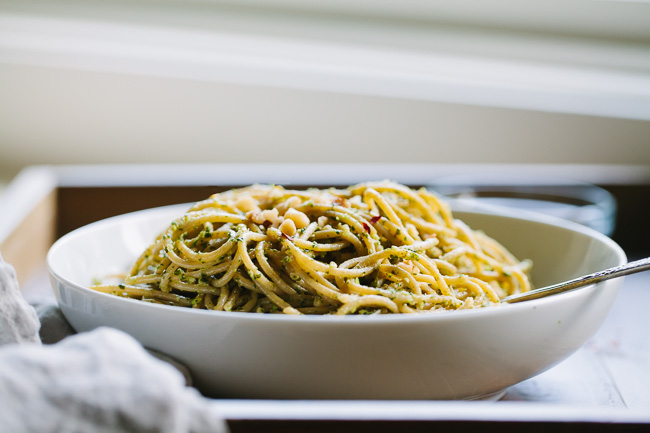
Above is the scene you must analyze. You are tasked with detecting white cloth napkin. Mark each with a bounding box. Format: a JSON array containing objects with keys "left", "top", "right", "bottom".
[
  {"left": 0, "top": 254, "right": 40, "bottom": 345},
  {"left": 0, "top": 254, "right": 228, "bottom": 433}
]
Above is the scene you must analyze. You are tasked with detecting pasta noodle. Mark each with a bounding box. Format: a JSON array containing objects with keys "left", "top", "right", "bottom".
[{"left": 91, "top": 181, "right": 532, "bottom": 315}]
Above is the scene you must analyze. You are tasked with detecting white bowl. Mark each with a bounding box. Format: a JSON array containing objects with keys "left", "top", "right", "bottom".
[{"left": 47, "top": 203, "right": 626, "bottom": 400}]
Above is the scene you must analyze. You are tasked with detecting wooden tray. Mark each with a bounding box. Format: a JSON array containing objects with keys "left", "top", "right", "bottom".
[{"left": 1, "top": 164, "right": 649, "bottom": 431}]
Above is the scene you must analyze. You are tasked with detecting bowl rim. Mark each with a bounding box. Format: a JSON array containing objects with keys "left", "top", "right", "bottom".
[{"left": 47, "top": 201, "right": 627, "bottom": 325}]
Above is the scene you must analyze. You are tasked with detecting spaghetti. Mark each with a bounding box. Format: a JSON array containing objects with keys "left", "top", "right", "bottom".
[{"left": 91, "top": 181, "right": 532, "bottom": 315}]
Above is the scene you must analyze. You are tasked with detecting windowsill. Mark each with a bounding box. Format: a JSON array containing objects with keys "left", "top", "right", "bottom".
[{"left": 1, "top": 2, "right": 649, "bottom": 120}]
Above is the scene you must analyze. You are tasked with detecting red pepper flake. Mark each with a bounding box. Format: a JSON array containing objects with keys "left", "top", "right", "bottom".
[
  {"left": 362, "top": 222, "right": 371, "bottom": 233},
  {"left": 370, "top": 215, "right": 381, "bottom": 224},
  {"left": 281, "top": 232, "right": 293, "bottom": 241}
]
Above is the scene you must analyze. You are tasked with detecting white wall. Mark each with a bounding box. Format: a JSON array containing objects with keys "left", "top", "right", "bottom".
[{"left": 2, "top": 63, "right": 649, "bottom": 171}]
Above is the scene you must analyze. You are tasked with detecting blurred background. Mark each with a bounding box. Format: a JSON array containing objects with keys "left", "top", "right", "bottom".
[
  {"left": 1, "top": 0, "right": 649, "bottom": 182},
  {"left": 1, "top": 0, "right": 650, "bottom": 259}
]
